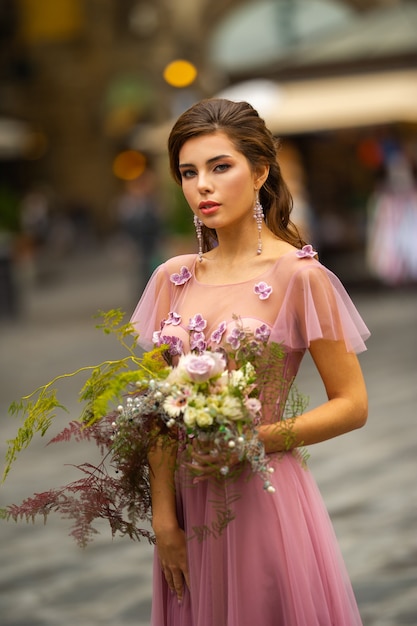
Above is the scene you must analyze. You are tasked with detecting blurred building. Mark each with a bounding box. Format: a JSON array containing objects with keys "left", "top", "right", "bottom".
[
  {"left": 206, "top": 0, "right": 417, "bottom": 282},
  {"left": 0, "top": 0, "right": 416, "bottom": 284}
]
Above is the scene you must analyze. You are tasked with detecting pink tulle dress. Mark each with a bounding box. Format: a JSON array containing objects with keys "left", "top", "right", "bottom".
[{"left": 130, "top": 248, "right": 370, "bottom": 626}]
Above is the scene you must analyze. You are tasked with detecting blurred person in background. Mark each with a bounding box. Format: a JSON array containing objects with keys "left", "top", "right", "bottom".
[
  {"left": 115, "top": 168, "right": 163, "bottom": 295},
  {"left": 130, "top": 99, "right": 370, "bottom": 626},
  {"left": 19, "top": 184, "right": 51, "bottom": 284},
  {"left": 366, "top": 151, "right": 417, "bottom": 285}
]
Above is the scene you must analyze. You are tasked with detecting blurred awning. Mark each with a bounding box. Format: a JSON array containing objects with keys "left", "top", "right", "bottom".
[
  {"left": 132, "top": 70, "right": 417, "bottom": 152},
  {"left": 262, "top": 70, "right": 417, "bottom": 134}
]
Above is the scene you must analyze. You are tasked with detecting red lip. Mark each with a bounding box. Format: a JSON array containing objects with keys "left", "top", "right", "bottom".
[{"left": 199, "top": 201, "right": 220, "bottom": 215}]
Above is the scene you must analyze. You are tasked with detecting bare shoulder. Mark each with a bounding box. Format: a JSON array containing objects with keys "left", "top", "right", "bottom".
[
  {"left": 270, "top": 239, "right": 297, "bottom": 259},
  {"left": 261, "top": 237, "right": 299, "bottom": 263},
  {"left": 161, "top": 254, "right": 197, "bottom": 273}
]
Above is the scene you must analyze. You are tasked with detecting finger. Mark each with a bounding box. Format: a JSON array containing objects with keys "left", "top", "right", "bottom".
[
  {"left": 184, "top": 461, "right": 218, "bottom": 477},
  {"left": 173, "top": 577, "right": 184, "bottom": 601},
  {"left": 163, "top": 567, "right": 174, "bottom": 582},
  {"left": 190, "top": 454, "right": 221, "bottom": 470}
]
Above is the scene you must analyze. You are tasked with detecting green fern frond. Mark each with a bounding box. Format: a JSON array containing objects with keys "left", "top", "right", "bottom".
[
  {"left": 94, "top": 309, "right": 138, "bottom": 354},
  {"left": 2, "top": 318, "right": 169, "bottom": 482},
  {"left": 2, "top": 311, "right": 141, "bottom": 481},
  {"left": 3, "top": 387, "right": 67, "bottom": 480}
]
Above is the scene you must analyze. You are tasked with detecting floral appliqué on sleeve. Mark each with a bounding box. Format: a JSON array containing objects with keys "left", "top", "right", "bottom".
[
  {"left": 170, "top": 266, "right": 192, "bottom": 286},
  {"left": 296, "top": 244, "right": 317, "bottom": 259},
  {"left": 254, "top": 281, "right": 273, "bottom": 300}
]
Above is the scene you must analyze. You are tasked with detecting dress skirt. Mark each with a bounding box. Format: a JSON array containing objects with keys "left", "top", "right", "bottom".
[{"left": 150, "top": 452, "right": 362, "bottom": 626}]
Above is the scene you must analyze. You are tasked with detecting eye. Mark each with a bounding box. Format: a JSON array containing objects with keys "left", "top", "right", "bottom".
[
  {"left": 180, "top": 169, "right": 196, "bottom": 179},
  {"left": 214, "top": 163, "right": 231, "bottom": 173}
]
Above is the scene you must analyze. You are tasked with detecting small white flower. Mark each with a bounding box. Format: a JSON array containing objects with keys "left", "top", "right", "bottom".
[
  {"left": 195, "top": 411, "right": 214, "bottom": 428},
  {"left": 219, "top": 396, "right": 243, "bottom": 421},
  {"left": 245, "top": 397, "right": 262, "bottom": 417},
  {"left": 229, "top": 369, "right": 245, "bottom": 388}
]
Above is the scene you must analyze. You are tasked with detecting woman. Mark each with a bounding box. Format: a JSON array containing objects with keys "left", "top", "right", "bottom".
[{"left": 131, "top": 99, "right": 370, "bottom": 626}]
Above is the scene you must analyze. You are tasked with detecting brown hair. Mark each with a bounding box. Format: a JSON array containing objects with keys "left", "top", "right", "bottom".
[{"left": 168, "top": 98, "right": 305, "bottom": 251}]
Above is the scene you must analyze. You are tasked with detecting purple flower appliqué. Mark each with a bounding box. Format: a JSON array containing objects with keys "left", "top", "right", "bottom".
[
  {"left": 255, "top": 324, "right": 271, "bottom": 342},
  {"left": 188, "top": 313, "right": 207, "bottom": 333},
  {"left": 210, "top": 321, "right": 227, "bottom": 345},
  {"left": 226, "top": 327, "right": 246, "bottom": 350},
  {"left": 164, "top": 311, "right": 182, "bottom": 326},
  {"left": 190, "top": 332, "right": 207, "bottom": 353},
  {"left": 159, "top": 335, "right": 184, "bottom": 357},
  {"left": 170, "top": 266, "right": 192, "bottom": 286},
  {"left": 296, "top": 244, "right": 317, "bottom": 259},
  {"left": 254, "top": 281, "right": 273, "bottom": 300}
]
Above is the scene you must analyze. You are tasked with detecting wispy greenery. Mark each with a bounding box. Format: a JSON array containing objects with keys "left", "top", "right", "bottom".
[
  {"left": 2, "top": 309, "right": 165, "bottom": 481},
  {"left": 1, "top": 310, "right": 310, "bottom": 547}
]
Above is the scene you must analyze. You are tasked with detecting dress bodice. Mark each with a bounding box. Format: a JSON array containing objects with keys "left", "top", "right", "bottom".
[
  {"left": 130, "top": 248, "right": 370, "bottom": 423},
  {"left": 131, "top": 248, "right": 369, "bottom": 356}
]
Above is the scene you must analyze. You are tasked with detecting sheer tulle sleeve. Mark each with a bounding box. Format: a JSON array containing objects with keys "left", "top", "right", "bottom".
[
  {"left": 129, "top": 264, "right": 172, "bottom": 350},
  {"left": 271, "top": 260, "right": 370, "bottom": 353}
]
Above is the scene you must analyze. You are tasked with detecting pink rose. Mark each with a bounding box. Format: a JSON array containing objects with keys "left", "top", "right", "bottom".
[{"left": 179, "top": 351, "right": 226, "bottom": 383}]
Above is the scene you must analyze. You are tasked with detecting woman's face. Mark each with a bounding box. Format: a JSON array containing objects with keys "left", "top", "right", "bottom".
[{"left": 178, "top": 131, "right": 262, "bottom": 232}]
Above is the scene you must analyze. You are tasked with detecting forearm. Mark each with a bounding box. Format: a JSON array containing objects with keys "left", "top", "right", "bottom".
[
  {"left": 259, "top": 395, "right": 368, "bottom": 454},
  {"left": 148, "top": 438, "right": 190, "bottom": 599},
  {"left": 148, "top": 438, "right": 179, "bottom": 533}
]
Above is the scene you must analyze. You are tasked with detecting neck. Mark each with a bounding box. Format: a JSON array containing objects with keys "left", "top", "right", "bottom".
[{"left": 210, "top": 223, "right": 270, "bottom": 265}]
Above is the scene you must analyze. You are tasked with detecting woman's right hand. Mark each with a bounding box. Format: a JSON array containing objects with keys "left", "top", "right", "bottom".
[{"left": 155, "top": 525, "right": 190, "bottom": 603}]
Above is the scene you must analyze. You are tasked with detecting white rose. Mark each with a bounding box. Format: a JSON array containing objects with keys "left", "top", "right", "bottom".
[
  {"left": 183, "top": 407, "right": 197, "bottom": 427},
  {"left": 219, "top": 396, "right": 243, "bottom": 421},
  {"left": 195, "top": 411, "right": 214, "bottom": 428}
]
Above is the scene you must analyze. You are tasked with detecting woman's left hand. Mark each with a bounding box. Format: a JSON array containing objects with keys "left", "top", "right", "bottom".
[{"left": 185, "top": 438, "right": 241, "bottom": 482}]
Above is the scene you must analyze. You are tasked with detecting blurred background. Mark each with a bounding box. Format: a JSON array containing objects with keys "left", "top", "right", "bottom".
[
  {"left": 0, "top": 1, "right": 416, "bottom": 625},
  {"left": 0, "top": 0, "right": 417, "bottom": 310}
]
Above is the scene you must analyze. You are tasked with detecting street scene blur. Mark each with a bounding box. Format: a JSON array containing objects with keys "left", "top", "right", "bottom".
[{"left": 0, "top": 1, "right": 416, "bottom": 625}]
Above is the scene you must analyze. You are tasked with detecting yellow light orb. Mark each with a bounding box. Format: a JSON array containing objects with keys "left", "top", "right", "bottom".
[
  {"left": 112, "top": 150, "right": 146, "bottom": 180},
  {"left": 163, "top": 60, "right": 197, "bottom": 88}
]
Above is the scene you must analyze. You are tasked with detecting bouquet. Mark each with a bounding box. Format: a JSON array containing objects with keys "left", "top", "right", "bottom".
[
  {"left": 1, "top": 310, "right": 308, "bottom": 547},
  {"left": 116, "top": 350, "right": 275, "bottom": 486}
]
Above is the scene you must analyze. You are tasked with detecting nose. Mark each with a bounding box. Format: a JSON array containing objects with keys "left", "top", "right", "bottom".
[{"left": 196, "top": 171, "right": 213, "bottom": 193}]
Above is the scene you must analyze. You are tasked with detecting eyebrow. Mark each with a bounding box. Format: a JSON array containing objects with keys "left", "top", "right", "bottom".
[{"left": 178, "top": 154, "right": 232, "bottom": 169}]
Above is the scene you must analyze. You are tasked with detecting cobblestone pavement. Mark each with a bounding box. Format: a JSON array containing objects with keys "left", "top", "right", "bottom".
[{"left": 0, "top": 247, "right": 416, "bottom": 626}]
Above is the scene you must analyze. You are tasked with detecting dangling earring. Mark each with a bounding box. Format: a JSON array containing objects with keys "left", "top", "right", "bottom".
[
  {"left": 194, "top": 215, "right": 203, "bottom": 262},
  {"left": 253, "top": 192, "right": 264, "bottom": 255}
]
